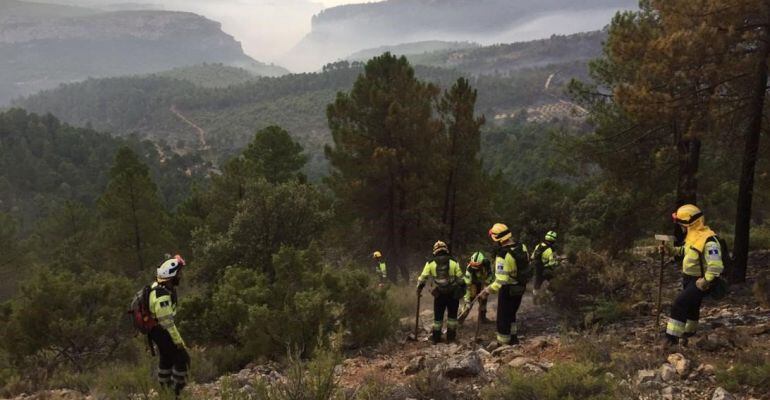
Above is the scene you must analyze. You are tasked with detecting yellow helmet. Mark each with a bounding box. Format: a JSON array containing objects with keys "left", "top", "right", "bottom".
[
  {"left": 672, "top": 204, "right": 703, "bottom": 227},
  {"left": 432, "top": 240, "right": 449, "bottom": 255},
  {"left": 372, "top": 251, "right": 382, "bottom": 259},
  {"left": 488, "top": 223, "right": 512, "bottom": 243}
]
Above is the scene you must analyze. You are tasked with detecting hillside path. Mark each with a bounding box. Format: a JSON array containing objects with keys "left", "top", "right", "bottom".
[{"left": 170, "top": 104, "right": 208, "bottom": 148}]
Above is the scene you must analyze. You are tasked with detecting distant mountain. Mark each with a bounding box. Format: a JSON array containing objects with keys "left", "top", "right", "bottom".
[
  {"left": 0, "top": 0, "right": 286, "bottom": 105},
  {"left": 347, "top": 41, "right": 480, "bottom": 62},
  {"left": 283, "top": 0, "right": 636, "bottom": 71},
  {"left": 407, "top": 31, "right": 606, "bottom": 76}
]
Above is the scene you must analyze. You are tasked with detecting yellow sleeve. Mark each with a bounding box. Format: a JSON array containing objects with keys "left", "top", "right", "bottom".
[
  {"left": 152, "top": 293, "right": 185, "bottom": 347},
  {"left": 452, "top": 260, "right": 463, "bottom": 279},
  {"left": 417, "top": 262, "right": 432, "bottom": 284},
  {"left": 542, "top": 247, "right": 557, "bottom": 268},
  {"left": 490, "top": 253, "right": 517, "bottom": 293}
]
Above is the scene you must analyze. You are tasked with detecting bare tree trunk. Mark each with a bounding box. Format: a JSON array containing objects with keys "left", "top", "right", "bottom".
[{"left": 732, "top": 32, "right": 769, "bottom": 283}]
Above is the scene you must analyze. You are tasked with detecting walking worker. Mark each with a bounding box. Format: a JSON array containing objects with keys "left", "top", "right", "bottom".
[
  {"left": 663, "top": 204, "right": 725, "bottom": 347},
  {"left": 532, "top": 230, "right": 559, "bottom": 294},
  {"left": 372, "top": 250, "right": 387, "bottom": 284},
  {"left": 417, "top": 241, "right": 465, "bottom": 343},
  {"left": 479, "top": 223, "right": 531, "bottom": 346}
]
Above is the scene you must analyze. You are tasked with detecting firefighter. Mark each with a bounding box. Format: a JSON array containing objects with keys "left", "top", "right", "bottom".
[{"left": 417, "top": 241, "right": 465, "bottom": 343}]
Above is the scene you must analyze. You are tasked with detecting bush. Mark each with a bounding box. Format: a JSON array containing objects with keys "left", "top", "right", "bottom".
[
  {"left": 716, "top": 353, "right": 770, "bottom": 392},
  {"left": 482, "top": 362, "right": 618, "bottom": 400},
  {"left": 181, "top": 245, "right": 397, "bottom": 364},
  {"left": 405, "top": 370, "right": 456, "bottom": 400},
  {"left": 0, "top": 268, "right": 135, "bottom": 385}
]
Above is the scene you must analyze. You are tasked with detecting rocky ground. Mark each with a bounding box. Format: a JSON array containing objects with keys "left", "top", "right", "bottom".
[{"left": 8, "top": 252, "right": 770, "bottom": 400}]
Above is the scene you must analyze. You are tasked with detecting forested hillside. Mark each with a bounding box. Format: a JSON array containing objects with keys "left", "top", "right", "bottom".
[
  {"left": 0, "top": 0, "right": 283, "bottom": 104},
  {"left": 15, "top": 34, "right": 596, "bottom": 178}
]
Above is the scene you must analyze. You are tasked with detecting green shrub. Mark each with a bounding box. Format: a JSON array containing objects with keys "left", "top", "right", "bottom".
[
  {"left": 716, "top": 353, "right": 770, "bottom": 392},
  {"left": 749, "top": 225, "right": 770, "bottom": 250},
  {"left": 567, "top": 336, "right": 612, "bottom": 365},
  {"left": 482, "top": 362, "right": 618, "bottom": 400},
  {"left": 190, "top": 345, "right": 252, "bottom": 384},
  {"left": 0, "top": 268, "right": 135, "bottom": 384}
]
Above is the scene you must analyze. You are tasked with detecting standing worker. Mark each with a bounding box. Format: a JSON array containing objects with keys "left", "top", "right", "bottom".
[
  {"left": 479, "top": 223, "right": 531, "bottom": 346},
  {"left": 663, "top": 205, "right": 724, "bottom": 348},
  {"left": 460, "top": 251, "right": 494, "bottom": 323},
  {"left": 532, "top": 231, "right": 559, "bottom": 295},
  {"left": 150, "top": 255, "right": 190, "bottom": 396},
  {"left": 372, "top": 251, "right": 388, "bottom": 284},
  {"left": 417, "top": 241, "right": 465, "bottom": 343}
]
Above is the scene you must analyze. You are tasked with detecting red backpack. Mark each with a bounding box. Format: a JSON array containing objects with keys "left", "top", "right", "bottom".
[{"left": 128, "top": 285, "right": 157, "bottom": 334}]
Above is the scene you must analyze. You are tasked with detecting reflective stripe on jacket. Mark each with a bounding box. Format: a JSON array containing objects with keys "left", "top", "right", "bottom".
[{"left": 150, "top": 282, "right": 184, "bottom": 346}]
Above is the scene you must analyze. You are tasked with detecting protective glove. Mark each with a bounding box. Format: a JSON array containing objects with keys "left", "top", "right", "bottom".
[{"left": 695, "top": 277, "right": 712, "bottom": 292}]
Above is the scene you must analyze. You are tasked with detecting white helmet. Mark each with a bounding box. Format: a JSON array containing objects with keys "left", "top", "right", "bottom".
[{"left": 157, "top": 255, "right": 185, "bottom": 281}]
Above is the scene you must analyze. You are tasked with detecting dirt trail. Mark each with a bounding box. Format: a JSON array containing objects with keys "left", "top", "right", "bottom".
[
  {"left": 170, "top": 104, "right": 208, "bottom": 149},
  {"left": 336, "top": 290, "right": 564, "bottom": 390}
]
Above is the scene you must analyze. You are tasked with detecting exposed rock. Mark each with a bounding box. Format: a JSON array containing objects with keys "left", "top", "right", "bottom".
[
  {"left": 659, "top": 363, "right": 677, "bottom": 382},
  {"left": 667, "top": 353, "right": 691, "bottom": 376},
  {"left": 635, "top": 369, "right": 658, "bottom": 386},
  {"left": 525, "top": 336, "right": 549, "bottom": 351},
  {"left": 508, "top": 357, "right": 533, "bottom": 368},
  {"left": 403, "top": 356, "right": 426, "bottom": 375},
  {"left": 712, "top": 387, "right": 734, "bottom": 400},
  {"left": 491, "top": 344, "right": 513, "bottom": 356},
  {"left": 434, "top": 351, "right": 484, "bottom": 378}
]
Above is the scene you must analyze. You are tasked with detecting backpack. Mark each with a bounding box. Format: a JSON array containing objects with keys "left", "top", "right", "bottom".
[
  {"left": 128, "top": 285, "right": 157, "bottom": 334},
  {"left": 506, "top": 243, "right": 532, "bottom": 285}
]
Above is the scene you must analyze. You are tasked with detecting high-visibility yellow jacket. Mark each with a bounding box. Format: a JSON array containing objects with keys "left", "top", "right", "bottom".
[
  {"left": 532, "top": 242, "right": 558, "bottom": 269},
  {"left": 417, "top": 255, "right": 463, "bottom": 288},
  {"left": 150, "top": 281, "right": 185, "bottom": 346},
  {"left": 673, "top": 237, "right": 724, "bottom": 281},
  {"left": 489, "top": 243, "right": 528, "bottom": 293}
]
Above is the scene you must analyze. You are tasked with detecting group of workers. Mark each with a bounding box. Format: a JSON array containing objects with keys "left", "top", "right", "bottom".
[
  {"left": 372, "top": 203, "right": 726, "bottom": 350},
  {"left": 138, "top": 204, "right": 723, "bottom": 396},
  {"left": 374, "top": 224, "right": 560, "bottom": 346}
]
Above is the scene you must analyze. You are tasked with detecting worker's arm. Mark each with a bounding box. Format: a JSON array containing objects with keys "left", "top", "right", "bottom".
[
  {"left": 489, "top": 253, "right": 516, "bottom": 293},
  {"left": 542, "top": 247, "right": 558, "bottom": 268},
  {"left": 417, "top": 262, "right": 432, "bottom": 289},
  {"left": 153, "top": 293, "right": 185, "bottom": 347}
]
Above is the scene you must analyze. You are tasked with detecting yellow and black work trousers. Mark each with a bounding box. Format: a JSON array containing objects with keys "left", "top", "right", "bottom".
[
  {"left": 433, "top": 291, "right": 460, "bottom": 342},
  {"left": 150, "top": 327, "right": 190, "bottom": 395},
  {"left": 497, "top": 284, "right": 525, "bottom": 345},
  {"left": 666, "top": 275, "right": 705, "bottom": 342}
]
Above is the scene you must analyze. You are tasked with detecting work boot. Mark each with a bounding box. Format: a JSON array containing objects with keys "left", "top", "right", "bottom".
[
  {"left": 681, "top": 333, "right": 695, "bottom": 347},
  {"left": 658, "top": 334, "right": 679, "bottom": 351},
  {"left": 446, "top": 329, "right": 457, "bottom": 342},
  {"left": 510, "top": 335, "right": 520, "bottom": 345},
  {"left": 431, "top": 330, "right": 442, "bottom": 344}
]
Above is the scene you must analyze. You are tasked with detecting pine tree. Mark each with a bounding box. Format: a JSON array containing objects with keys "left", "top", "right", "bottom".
[
  {"left": 325, "top": 53, "right": 443, "bottom": 279},
  {"left": 242, "top": 125, "right": 308, "bottom": 184},
  {"left": 98, "top": 146, "right": 172, "bottom": 274},
  {"left": 437, "top": 78, "right": 488, "bottom": 252}
]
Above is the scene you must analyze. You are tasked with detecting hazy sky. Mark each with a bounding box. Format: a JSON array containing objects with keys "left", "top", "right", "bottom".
[{"left": 50, "top": 0, "right": 374, "bottom": 63}]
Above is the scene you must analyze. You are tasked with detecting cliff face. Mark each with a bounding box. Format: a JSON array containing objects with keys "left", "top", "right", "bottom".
[
  {"left": 0, "top": 1, "right": 259, "bottom": 105},
  {"left": 282, "top": 0, "right": 637, "bottom": 71}
]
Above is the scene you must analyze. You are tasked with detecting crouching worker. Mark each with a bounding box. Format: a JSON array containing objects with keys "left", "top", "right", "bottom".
[
  {"left": 417, "top": 241, "right": 465, "bottom": 343},
  {"left": 150, "top": 255, "right": 190, "bottom": 396},
  {"left": 461, "top": 251, "right": 494, "bottom": 323},
  {"left": 664, "top": 205, "right": 725, "bottom": 348}
]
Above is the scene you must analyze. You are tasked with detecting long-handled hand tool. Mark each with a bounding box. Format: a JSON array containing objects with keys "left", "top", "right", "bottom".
[
  {"left": 654, "top": 234, "right": 675, "bottom": 328},
  {"left": 409, "top": 292, "right": 422, "bottom": 341}
]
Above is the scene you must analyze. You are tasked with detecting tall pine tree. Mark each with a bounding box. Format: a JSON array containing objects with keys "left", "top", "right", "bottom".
[
  {"left": 98, "top": 147, "right": 172, "bottom": 274},
  {"left": 325, "top": 53, "right": 443, "bottom": 279}
]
